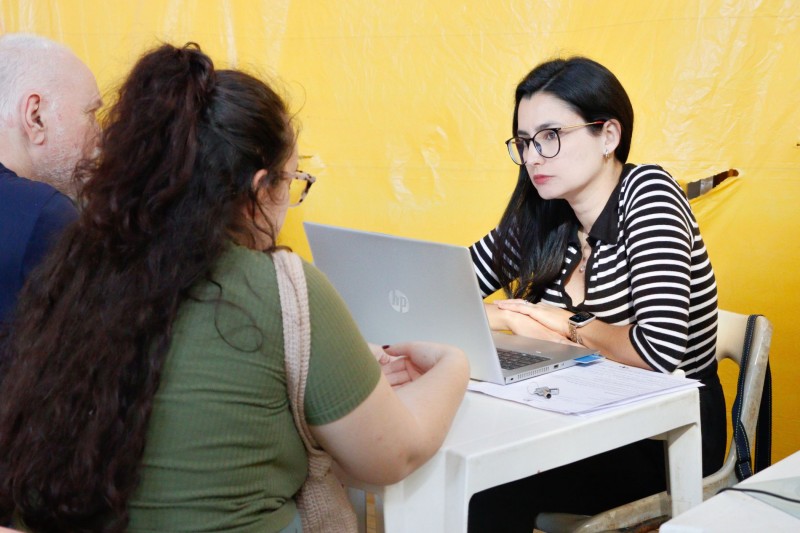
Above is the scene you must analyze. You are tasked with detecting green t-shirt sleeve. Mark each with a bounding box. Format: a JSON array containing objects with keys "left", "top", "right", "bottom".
[{"left": 302, "top": 260, "right": 381, "bottom": 426}]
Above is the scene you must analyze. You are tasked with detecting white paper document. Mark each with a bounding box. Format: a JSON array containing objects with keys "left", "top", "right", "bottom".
[{"left": 468, "top": 359, "right": 701, "bottom": 415}]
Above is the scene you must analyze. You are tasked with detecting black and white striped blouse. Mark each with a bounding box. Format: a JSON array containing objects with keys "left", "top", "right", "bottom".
[{"left": 470, "top": 163, "right": 718, "bottom": 379}]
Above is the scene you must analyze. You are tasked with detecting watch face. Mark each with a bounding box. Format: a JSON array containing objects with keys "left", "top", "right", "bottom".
[{"left": 570, "top": 311, "right": 595, "bottom": 324}]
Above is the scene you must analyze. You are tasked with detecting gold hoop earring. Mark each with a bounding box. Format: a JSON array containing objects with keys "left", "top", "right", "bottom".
[{"left": 603, "top": 148, "right": 610, "bottom": 160}]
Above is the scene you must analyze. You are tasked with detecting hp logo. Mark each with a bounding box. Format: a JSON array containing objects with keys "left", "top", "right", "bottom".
[{"left": 388, "top": 289, "right": 410, "bottom": 313}]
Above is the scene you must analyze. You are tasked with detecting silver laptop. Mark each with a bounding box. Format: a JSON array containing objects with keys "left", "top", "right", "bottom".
[{"left": 304, "top": 222, "right": 598, "bottom": 385}]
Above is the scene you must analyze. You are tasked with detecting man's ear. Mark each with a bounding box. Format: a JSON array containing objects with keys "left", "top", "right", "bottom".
[{"left": 22, "top": 93, "right": 46, "bottom": 145}]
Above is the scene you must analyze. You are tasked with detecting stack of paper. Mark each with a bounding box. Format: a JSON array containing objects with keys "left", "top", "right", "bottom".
[{"left": 468, "top": 359, "right": 701, "bottom": 415}]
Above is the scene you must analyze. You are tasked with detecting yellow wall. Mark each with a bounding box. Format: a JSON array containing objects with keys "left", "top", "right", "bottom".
[{"left": 2, "top": 1, "right": 798, "bottom": 461}]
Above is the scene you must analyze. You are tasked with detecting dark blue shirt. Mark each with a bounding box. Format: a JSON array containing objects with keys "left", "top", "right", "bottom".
[{"left": 0, "top": 162, "right": 78, "bottom": 325}]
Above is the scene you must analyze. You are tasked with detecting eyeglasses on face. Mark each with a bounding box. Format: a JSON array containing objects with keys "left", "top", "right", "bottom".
[
  {"left": 504, "top": 121, "right": 605, "bottom": 165},
  {"left": 286, "top": 171, "right": 316, "bottom": 207}
]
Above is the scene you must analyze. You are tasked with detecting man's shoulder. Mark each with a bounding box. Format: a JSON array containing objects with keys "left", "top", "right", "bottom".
[
  {"left": 0, "top": 165, "right": 76, "bottom": 215},
  {"left": 0, "top": 165, "right": 60, "bottom": 201}
]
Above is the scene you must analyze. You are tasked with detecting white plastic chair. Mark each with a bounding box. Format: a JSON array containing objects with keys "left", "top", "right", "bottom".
[{"left": 534, "top": 310, "right": 773, "bottom": 533}]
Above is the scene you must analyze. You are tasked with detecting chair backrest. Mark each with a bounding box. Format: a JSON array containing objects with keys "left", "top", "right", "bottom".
[{"left": 702, "top": 309, "right": 772, "bottom": 498}]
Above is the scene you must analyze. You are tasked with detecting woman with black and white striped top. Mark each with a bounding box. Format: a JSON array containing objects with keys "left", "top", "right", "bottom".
[{"left": 468, "top": 57, "right": 726, "bottom": 533}]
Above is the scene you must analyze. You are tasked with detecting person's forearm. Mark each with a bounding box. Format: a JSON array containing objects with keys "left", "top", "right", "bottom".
[
  {"left": 393, "top": 351, "right": 469, "bottom": 464},
  {"left": 493, "top": 300, "right": 653, "bottom": 366},
  {"left": 489, "top": 303, "right": 570, "bottom": 342},
  {"left": 575, "top": 321, "right": 651, "bottom": 369},
  {"left": 310, "top": 346, "right": 468, "bottom": 486},
  {"left": 484, "top": 302, "right": 509, "bottom": 330}
]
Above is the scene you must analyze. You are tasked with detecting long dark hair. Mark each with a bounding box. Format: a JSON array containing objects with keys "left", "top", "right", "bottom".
[
  {"left": 0, "top": 43, "right": 295, "bottom": 532},
  {"left": 493, "top": 56, "right": 634, "bottom": 301}
]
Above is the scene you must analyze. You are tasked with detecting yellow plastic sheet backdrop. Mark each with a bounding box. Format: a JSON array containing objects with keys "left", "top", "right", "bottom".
[{"left": 2, "top": 1, "right": 798, "bottom": 460}]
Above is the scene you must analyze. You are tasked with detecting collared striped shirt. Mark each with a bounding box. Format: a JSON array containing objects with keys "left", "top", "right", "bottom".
[{"left": 470, "top": 163, "right": 718, "bottom": 379}]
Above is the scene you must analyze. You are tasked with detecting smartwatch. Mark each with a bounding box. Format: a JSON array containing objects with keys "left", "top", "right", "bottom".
[{"left": 568, "top": 311, "right": 596, "bottom": 344}]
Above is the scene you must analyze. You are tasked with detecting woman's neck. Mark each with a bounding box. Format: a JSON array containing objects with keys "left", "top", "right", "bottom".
[{"left": 570, "top": 159, "right": 624, "bottom": 235}]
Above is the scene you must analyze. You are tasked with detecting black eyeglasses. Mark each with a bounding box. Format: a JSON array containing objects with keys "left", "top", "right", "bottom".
[
  {"left": 286, "top": 171, "right": 316, "bottom": 207},
  {"left": 505, "top": 121, "right": 604, "bottom": 164}
]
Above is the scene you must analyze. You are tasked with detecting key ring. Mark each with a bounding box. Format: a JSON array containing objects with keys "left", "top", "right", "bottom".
[{"left": 526, "top": 381, "right": 559, "bottom": 399}]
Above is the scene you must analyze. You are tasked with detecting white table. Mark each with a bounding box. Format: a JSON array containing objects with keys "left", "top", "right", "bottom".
[
  {"left": 349, "top": 386, "right": 703, "bottom": 532},
  {"left": 660, "top": 450, "right": 800, "bottom": 532}
]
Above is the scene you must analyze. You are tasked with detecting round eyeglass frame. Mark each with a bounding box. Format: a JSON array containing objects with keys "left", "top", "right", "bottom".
[{"left": 504, "top": 120, "right": 605, "bottom": 165}]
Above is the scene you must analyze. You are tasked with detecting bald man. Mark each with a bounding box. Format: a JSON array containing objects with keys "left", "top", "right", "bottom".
[{"left": 0, "top": 33, "right": 102, "bottom": 326}]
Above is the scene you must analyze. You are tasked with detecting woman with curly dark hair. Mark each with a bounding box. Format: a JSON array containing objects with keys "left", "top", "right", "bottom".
[{"left": 0, "top": 43, "right": 468, "bottom": 533}]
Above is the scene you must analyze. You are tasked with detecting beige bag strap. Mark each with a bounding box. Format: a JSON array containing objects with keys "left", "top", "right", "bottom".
[{"left": 273, "top": 250, "right": 356, "bottom": 533}]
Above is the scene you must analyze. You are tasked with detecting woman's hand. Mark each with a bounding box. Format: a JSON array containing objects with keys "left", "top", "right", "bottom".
[
  {"left": 368, "top": 342, "right": 392, "bottom": 365},
  {"left": 369, "top": 343, "right": 417, "bottom": 386},
  {"left": 491, "top": 299, "right": 577, "bottom": 344},
  {"left": 378, "top": 355, "right": 422, "bottom": 387},
  {"left": 378, "top": 341, "right": 461, "bottom": 387}
]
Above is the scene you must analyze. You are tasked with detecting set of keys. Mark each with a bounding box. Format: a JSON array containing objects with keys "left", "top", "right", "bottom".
[{"left": 527, "top": 383, "right": 559, "bottom": 399}]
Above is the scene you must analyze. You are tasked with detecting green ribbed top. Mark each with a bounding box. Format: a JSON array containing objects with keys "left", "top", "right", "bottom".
[{"left": 126, "top": 244, "right": 381, "bottom": 532}]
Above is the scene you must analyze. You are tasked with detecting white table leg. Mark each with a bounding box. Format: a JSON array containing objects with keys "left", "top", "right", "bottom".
[{"left": 666, "top": 421, "right": 703, "bottom": 515}]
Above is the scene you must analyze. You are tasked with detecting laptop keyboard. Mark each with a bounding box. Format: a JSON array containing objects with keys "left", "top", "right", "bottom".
[{"left": 497, "top": 349, "right": 548, "bottom": 370}]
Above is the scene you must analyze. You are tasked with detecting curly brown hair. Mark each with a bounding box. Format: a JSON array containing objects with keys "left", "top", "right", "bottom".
[{"left": 0, "top": 42, "right": 295, "bottom": 532}]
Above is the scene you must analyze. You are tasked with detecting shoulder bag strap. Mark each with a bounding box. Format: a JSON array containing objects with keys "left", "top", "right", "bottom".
[{"left": 273, "top": 250, "right": 356, "bottom": 533}]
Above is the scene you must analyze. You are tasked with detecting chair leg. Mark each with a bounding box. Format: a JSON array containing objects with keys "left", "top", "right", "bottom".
[
  {"left": 615, "top": 515, "right": 670, "bottom": 532},
  {"left": 534, "top": 512, "right": 669, "bottom": 533},
  {"left": 347, "top": 487, "right": 368, "bottom": 533},
  {"left": 533, "top": 512, "right": 592, "bottom": 532}
]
